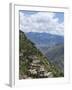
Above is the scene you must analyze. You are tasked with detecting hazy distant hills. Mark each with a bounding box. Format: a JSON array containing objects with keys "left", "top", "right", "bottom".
[{"left": 26, "top": 32, "right": 64, "bottom": 47}]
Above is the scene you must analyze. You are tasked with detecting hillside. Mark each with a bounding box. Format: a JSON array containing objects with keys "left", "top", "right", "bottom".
[
  {"left": 25, "top": 32, "right": 64, "bottom": 74},
  {"left": 19, "top": 30, "right": 64, "bottom": 79},
  {"left": 39, "top": 44, "right": 64, "bottom": 72}
]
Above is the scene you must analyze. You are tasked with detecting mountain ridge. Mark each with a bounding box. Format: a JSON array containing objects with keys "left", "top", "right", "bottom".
[
  {"left": 25, "top": 32, "right": 64, "bottom": 47},
  {"left": 25, "top": 31, "right": 64, "bottom": 36}
]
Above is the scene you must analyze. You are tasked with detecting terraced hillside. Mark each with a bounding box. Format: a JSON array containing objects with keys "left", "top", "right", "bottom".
[{"left": 19, "top": 30, "right": 64, "bottom": 79}]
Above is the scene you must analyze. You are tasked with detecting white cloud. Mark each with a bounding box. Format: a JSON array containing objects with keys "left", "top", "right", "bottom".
[{"left": 20, "top": 11, "right": 64, "bottom": 36}]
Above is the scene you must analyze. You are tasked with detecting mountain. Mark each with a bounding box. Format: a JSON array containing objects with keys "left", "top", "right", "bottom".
[
  {"left": 25, "top": 32, "right": 64, "bottom": 73},
  {"left": 38, "top": 44, "right": 64, "bottom": 72},
  {"left": 19, "top": 30, "right": 64, "bottom": 79},
  {"left": 25, "top": 32, "right": 64, "bottom": 47}
]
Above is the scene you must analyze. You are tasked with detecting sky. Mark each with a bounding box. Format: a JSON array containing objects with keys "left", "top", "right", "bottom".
[{"left": 19, "top": 10, "right": 64, "bottom": 36}]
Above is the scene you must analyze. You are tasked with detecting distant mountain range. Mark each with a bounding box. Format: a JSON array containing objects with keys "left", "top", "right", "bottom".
[{"left": 25, "top": 32, "right": 64, "bottom": 47}]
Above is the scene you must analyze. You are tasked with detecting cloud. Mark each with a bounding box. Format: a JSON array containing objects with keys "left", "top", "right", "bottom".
[{"left": 19, "top": 11, "right": 64, "bottom": 36}]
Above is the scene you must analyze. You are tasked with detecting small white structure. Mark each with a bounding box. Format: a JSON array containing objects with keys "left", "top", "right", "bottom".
[
  {"left": 44, "top": 72, "right": 53, "bottom": 77},
  {"left": 28, "top": 69, "right": 37, "bottom": 75},
  {"left": 32, "top": 60, "right": 40, "bottom": 64},
  {"left": 28, "top": 55, "right": 38, "bottom": 60},
  {"left": 30, "top": 63, "right": 40, "bottom": 69},
  {"left": 40, "top": 66, "right": 45, "bottom": 71}
]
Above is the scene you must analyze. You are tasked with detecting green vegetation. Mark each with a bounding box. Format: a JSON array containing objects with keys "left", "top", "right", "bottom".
[{"left": 19, "top": 30, "right": 64, "bottom": 79}]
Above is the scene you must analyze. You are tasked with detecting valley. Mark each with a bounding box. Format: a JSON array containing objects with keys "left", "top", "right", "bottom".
[
  {"left": 25, "top": 32, "right": 64, "bottom": 74},
  {"left": 19, "top": 30, "right": 64, "bottom": 79}
]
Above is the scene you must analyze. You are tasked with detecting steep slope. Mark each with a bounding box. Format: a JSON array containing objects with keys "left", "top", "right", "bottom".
[
  {"left": 19, "top": 30, "right": 64, "bottom": 79},
  {"left": 25, "top": 32, "right": 64, "bottom": 74},
  {"left": 39, "top": 44, "right": 64, "bottom": 72}
]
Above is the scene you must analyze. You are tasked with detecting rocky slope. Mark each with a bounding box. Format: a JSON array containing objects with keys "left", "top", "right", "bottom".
[{"left": 19, "top": 30, "right": 64, "bottom": 79}]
